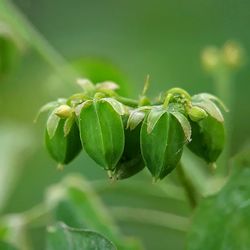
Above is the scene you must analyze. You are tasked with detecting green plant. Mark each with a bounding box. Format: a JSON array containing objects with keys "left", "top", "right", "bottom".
[
  {"left": 1, "top": 1, "right": 250, "bottom": 249},
  {"left": 38, "top": 81, "right": 226, "bottom": 183}
]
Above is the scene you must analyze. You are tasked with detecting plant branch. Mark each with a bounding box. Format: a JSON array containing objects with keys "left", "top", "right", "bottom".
[
  {"left": 114, "top": 96, "right": 139, "bottom": 107},
  {"left": 0, "top": 0, "right": 79, "bottom": 90}
]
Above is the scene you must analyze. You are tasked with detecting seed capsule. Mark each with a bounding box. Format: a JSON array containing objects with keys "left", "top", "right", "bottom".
[
  {"left": 78, "top": 99, "right": 125, "bottom": 171},
  {"left": 113, "top": 116, "right": 144, "bottom": 180},
  {"left": 45, "top": 118, "right": 82, "bottom": 165},
  {"left": 187, "top": 115, "right": 225, "bottom": 163},
  {"left": 140, "top": 109, "right": 185, "bottom": 180}
]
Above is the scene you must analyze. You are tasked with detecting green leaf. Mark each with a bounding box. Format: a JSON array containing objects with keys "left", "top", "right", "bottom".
[
  {"left": 46, "top": 112, "right": 61, "bottom": 139},
  {"left": 187, "top": 166, "right": 250, "bottom": 250},
  {"left": 127, "top": 108, "right": 149, "bottom": 130},
  {"left": 34, "top": 101, "right": 59, "bottom": 123},
  {"left": 197, "top": 93, "right": 229, "bottom": 112},
  {"left": 74, "top": 100, "right": 92, "bottom": 116},
  {"left": 63, "top": 115, "right": 75, "bottom": 137},
  {"left": 170, "top": 111, "right": 191, "bottom": 143},
  {"left": 76, "top": 78, "right": 95, "bottom": 92},
  {"left": 146, "top": 108, "right": 166, "bottom": 134},
  {"left": 191, "top": 95, "right": 224, "bottom": 122},
  {"left": 101, "top": 98, "right": 126, "bottom": 116},
  {"left": 78, "top": 99, "right": 125, "bottom": 170},
  {"left": 47, "top": 222, "right": 116, "bottom": 250},
  {"left": 140, "top": 111, "right": 185, "bottom": 180},
  {"left": 46, "top": 175, "right": 143, "bottom": 250},
  {"left": 187, "top": 115, "right": 225, "bottom": 163},
  {"left": 95, "top": 81, "right": 119, "bottom": 91}
]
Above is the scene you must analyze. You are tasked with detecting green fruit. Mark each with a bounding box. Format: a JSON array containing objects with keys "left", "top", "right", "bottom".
[
  {"left": 78, "top": 99, "right": 124, "bottom": 171},
  {"left": 140, "top": 109, "right": 185, "bottom": 180},
  {"left": 187, "top": 115, "right": 225, "bottom": 163},
  {"left": 45, "top": 119, "right": 82, "bottom": 165},
  {"left": 114, "top": 117, "right": 145, "bottom": 180}
]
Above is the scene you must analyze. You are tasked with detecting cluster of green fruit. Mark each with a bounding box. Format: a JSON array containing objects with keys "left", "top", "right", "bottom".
[{"left": 38, "top": 79, "right": 226, "bottom": 181}]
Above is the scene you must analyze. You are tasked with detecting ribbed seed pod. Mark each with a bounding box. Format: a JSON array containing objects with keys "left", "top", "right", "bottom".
[
  {"left": 187, "top": 115, "right": 225, "bottom": 163},
  {"left": 45, "top": 118, "right": 82, "bottom": 165},
  {"left": 140, "top": 109, "right": 185, "bottom": 180},
  {"left": 113, "top": 116, "right": 145, "bottom": 180},
  {"left": 78, "top": 99, "right": 125, "bottom": 171}
]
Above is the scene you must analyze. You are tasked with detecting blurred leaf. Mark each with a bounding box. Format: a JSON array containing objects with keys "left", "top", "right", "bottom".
[
  {"left": 0, "top": 241, "right": 19, "bottom": 250},
  {"left": 96, "top": 81, "right": 119, "bottom": 91},
  {"left": 46, "top": 222, "right": 116, "bottom": 250},
  {"left": 187, "top": 166, "right": 250, "bottom": 250},
  {"left": 0, "top": 123, "right": 34, "bottom": 212},
  {"left": 46, "top": 175, "right": 143, "bottom": 250}
]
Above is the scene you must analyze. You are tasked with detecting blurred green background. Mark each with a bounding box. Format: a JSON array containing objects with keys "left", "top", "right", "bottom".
[{"left": 0, "top": 0, "right": 250, "bottom": 249}]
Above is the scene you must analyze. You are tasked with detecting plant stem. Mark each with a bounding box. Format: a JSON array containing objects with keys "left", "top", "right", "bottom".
[
  {"left": 176, "top": 162, "right": 198, "bottom": 209},
  {"left": 0, "top": 0, "right": 79, "bottom": 90},
  {"left": 115, "top": 96, "right": 139, "bottom": 107},
  {"left": 213, "top": 68, "right": 234, "bottom": 176}
]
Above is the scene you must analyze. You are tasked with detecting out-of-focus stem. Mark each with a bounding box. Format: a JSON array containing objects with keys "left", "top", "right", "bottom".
[
  {"left": 213, "top": 68, "right": 234, "bottom": 176},
  {"left": 177, "top": 162, "right": 198, "bottom": 209},
  {"left": 0, "top": 0, "right": 78, "bottom": 91},
  {"left": 115, "top": 96, "right": 139, "bottom": 107}
]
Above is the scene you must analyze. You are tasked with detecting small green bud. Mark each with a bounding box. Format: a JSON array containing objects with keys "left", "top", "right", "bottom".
[
  {"left": 188, "top": 106, "right": 207, "bottom": 122},
  {"left": 55, "top": 105, "right": 72, "bottom": 118}
]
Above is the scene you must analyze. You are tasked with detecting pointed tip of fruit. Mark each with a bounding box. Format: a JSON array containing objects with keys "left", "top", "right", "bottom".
[
  {"left": 107, "top": 171, "right": 117, "bottom": 183},
  {"left": 209, "top": 162, "right": 217, "bottom": 173},
  {"left": 57, "top": 163, "right": 64, "bottom": 171},
  {"left": 152, "top": 177, "right": 159, "bottom": 184}
]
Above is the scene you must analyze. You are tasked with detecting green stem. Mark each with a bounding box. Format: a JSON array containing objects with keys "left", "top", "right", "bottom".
[
  {"left": 0, "top": 0, "right": 79, "bottom": 90},
  {"left": 177, "top": 162, "right": 198, "bottom": 209},
  {"left": 115, "top": 96, "right": 139, "bottom": 107},
  {"left": 213, "top": 68, "right": 234, "bottom": 176}
]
